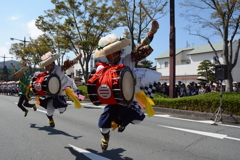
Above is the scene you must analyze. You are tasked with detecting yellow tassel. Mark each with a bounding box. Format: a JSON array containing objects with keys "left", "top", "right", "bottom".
[
  {"left": 64, "top": 88, "right": 82, "bottom": 109},
  {"left": 135, "top": 90, "right": 156, "bottom": 117},
  {"left": 35, "top": 95, "right": 40, "bottom": 105},
  {"left": 111, "top": 121, "right": 118, "bottom": 131}
]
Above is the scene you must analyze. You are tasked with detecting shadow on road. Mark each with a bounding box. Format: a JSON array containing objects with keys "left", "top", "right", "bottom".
[
  {"left": 65, "top": 146, "right": 133, "bottom": 160},
  {"left": 29, "top": 123, "right": 82, "bottom": 139},
  {"left": 65, "top": 147, "right": 91, "bottom": 160},
  {"left": 87, "top": 148, "right": 133, "bottom": 160}
]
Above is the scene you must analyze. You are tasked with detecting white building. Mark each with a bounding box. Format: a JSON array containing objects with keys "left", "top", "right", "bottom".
[{"left": 155, "top": 40, "right": 240, "bottom": 84}]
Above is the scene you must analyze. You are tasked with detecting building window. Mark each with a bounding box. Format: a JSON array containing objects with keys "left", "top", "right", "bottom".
[{"left": 165, "top": 62, "right": 168, "bottom": 67}]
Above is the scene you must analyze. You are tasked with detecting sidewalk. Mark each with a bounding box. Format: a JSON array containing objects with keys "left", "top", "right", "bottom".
[{"left": 81, "top": 99, "right": 240, "bottom": 125}]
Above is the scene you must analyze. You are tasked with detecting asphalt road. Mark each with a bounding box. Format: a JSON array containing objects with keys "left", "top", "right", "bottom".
[{"left": 1, "top": 95, "right": 240, "bottom": 160}]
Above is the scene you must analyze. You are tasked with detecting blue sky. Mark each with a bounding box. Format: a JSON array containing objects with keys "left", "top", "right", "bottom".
[{"left": 0, "top": 0, "right": 230, "bottom": 65}]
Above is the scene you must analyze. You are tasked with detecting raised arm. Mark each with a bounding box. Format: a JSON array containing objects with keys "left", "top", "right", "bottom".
[
  {"left": 61, "top": 53, "right": 82, "bottom": 71},
  {"left": 131, "top": 20, "right": 159, "bottom": 62}
]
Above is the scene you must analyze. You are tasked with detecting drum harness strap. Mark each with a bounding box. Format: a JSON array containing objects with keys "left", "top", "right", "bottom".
[{"left": 19, "top": 80, "right": 32, "bottom": 101}]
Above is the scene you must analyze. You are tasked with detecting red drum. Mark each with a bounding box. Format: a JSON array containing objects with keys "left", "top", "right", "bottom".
[
  {"left": 87, "top": 66, "right": 135, "bottom": 106},
  {"left": 31, "top": 72, "right": 61, "bottom": 96}
]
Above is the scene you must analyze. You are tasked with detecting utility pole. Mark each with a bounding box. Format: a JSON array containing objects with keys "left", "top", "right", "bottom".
[
  {"left": 169, "top": 0, "right": 176, "bottom": 98},
  {"left": 0, "top": 55, "right": 13, "bottom": 81}
]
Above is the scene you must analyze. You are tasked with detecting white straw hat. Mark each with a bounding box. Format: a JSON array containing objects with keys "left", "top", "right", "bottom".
[
  {"left": 13, "top": 67, "right": 25, "bottom": 79},
  {"left": 94, "top": 34, "right": 130, "bottom": 58},
  {"left": 39, "top": 52, "right": 60, "bottom": 68}
]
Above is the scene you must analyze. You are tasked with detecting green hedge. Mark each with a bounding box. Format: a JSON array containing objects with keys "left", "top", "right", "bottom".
[
  {"left": 78, "top": 85, "right": 89, "bottom": 99},
  {"left": 153, "top": 92, "right": 240, "bottom": 116},
  {"left": 79, "top": 85, "right": 240, "bottom": 116}
]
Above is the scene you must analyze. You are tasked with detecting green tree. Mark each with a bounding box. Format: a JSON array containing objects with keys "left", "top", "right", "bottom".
[
  {"left": 112, "top": 0, "right": 167, "bottom": 67},
  {"left": 9, "top": 40, "right": 43, "bottom": 75},
  {"left": 29, "top": 32, "right": 71, "bottom": 66},
  {"left": 36, "top": 0, "right": 121, "bottom": 83},
  {"left": 180, "top": 0, "right": 240, "bottom": 91},
  {"left": 113, "top": 0, "right": 168, "bottom": 49},
  {"left": 197, "top": 60, "right": 215, "bottom": 82},
  {"left": 138, "top": 59, "right": 153, "bottom": 68}
]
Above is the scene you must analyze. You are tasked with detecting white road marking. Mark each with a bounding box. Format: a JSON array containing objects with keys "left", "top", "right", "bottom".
[
  {"left": 82, "top": 103, "right": 105, "bottom": 109},
  {"left": 36, "top": 109, "right": 46, "bottom": 113},
  {"left": 154, "top": 114, "right": 170, "bottom": 118},
  {"left": 68, "top": 144, "right": 111, "bottom": 160},
  {"left": 155, "top": 114, "right": 240, "bottom": 129},
  {"left": 159, "top": 125, "right": 240, "bottom": 141}
]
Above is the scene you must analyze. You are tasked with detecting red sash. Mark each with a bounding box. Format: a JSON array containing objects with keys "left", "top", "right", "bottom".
[
  {"left": 88, "top": 63, "right": 124, "bottom": 104},
  {"left": 33, "top": 72, "right": 49, "bottom": 96}
]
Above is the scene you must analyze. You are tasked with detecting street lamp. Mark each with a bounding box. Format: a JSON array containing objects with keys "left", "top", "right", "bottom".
[
  {"left": 10, "top": 36, "right": 31, "bottom": 61},
  {"left": 10, "top": 37, "right": 30, "bottom": 48},
  {"left": 10, "top": 37, "right": 32, "bottom": 74}
]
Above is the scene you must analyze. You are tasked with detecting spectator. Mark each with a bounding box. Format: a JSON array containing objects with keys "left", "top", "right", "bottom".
[
  {"left": 174, "top": 84, "right": 179, "bottom": 98},
  {"left": 156, "top": 82, "right": 162, "bottom": 93},
  {"left": 215, "top": 82, "right": 221, "bottom": 91},
  {"left": 179, "top": 83, "right": 186, "bottom": 97},
  {"left": 237, "top": 82, "right": 240, "bottom": 92},
  {"left": 176, "top": 81, "right": 182, "bottom": 97},
  {"left": 207, "top": 80, "right": 215, "bottom": 92},
  {"left": 198, "top": 82, "right": 208, "bottom": 94},
  {"left": 211, "top": 86, "right": 217, "bottom": 92},
  {"left": 161, "top": 82, "right": 169, "bottom": 97},
  {"left": 190, "top": 81, "right": 195, "bottom": 90},
  {"left": 222, "top": 83, "right": 226, "bottom": 92},
  {"left": 233, "top": 82, "right": 238, "bottom": 92},
  {"left": 191, "top": 83, "right": 199, "bottom": 96},
  {"left": 186, "top": 84, "right": 192, "bottom": 96}
]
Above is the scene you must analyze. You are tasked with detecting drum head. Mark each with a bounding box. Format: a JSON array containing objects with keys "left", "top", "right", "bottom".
[
  {"left": 47, "top": 74, "right": 61, "bottom": 95},
  {"left": 122, "top": 70, "right": 134, "bottom": 101},
  {"left": 120, "top": 66, "right": 135, "bottom": 105}
]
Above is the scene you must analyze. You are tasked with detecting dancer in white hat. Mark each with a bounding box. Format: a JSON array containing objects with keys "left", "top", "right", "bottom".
[
  {"left": 90, "top": 19, "right": 161, "bottom": 151},
  {"left": 37, "top": 52, "right": 82, "bottom": 127}
]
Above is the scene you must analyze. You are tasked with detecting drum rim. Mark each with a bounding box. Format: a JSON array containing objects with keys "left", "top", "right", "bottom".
[{"left": 87, "top": 69, "right": 102, "bottom": 106}]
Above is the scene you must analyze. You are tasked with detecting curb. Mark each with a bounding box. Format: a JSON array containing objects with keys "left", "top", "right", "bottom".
[
  {"left": 82, "top": 99, "right": 240, "bottom": 125},
  {"left": 153, "top": 107, "right": 240, "bottom": 124}
]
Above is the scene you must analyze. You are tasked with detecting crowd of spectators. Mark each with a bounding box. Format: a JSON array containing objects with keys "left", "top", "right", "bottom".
[{"left": 155, "top": 81, "right": 240, "bottom": 98}]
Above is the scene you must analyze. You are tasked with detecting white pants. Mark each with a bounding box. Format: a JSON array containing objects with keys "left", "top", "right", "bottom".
[{"left": 46, "top": 99, "right": 66, "bottom": 116}]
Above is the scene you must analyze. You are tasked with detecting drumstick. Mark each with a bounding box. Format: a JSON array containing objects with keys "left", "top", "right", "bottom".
[
  {"left": 11, "top": 63, "right": 17, "bottom": 70},
  {"left": 139, "top": 2, "right": 153, "bottom": 20}
]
